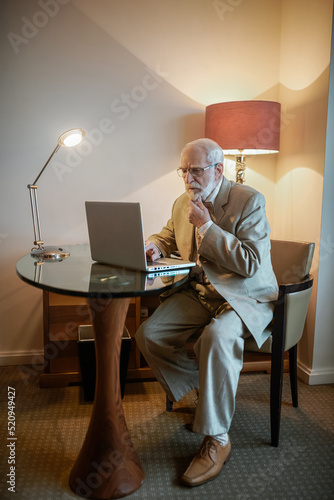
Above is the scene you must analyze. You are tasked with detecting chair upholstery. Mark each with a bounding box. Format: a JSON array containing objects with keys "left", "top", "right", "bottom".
[
  {"left": 166, "top": 239, "right": 315, "bottom": 447},
  {"left": 245, "top": 239, "right": 314, "bottom": 354}
]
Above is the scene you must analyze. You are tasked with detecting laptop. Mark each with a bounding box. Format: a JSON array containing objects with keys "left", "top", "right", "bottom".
[
  {"left": 89, "top": 263, "right": 189, "bottom": 293},
  {"left": 85, "top": 201, "right": 196, "bottom": 273}
]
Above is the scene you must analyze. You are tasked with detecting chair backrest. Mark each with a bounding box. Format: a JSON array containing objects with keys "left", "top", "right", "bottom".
[{"left": 270, "top": 240, "right": 315, "bottom": 285}]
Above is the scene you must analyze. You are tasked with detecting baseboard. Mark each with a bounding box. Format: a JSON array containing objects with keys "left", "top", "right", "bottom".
[
  {"left": 0, "top": 350, "right": 44, "bottom": 366},
  {"left": 297, "top": 360, "right": 334, "bottom": 385}
]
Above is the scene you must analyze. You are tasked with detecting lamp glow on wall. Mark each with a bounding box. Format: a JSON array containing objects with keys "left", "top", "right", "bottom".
[
  {"left": 27, "top": 128, "right": 85, "bottom": 260},
  {"left": 205, "top": 101, "right": 281, "bottom": 184}
]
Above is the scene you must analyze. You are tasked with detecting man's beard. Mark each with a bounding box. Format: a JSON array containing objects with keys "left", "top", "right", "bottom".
[{"left": 186, "top": 175, "right": 218, "bottom": 201}]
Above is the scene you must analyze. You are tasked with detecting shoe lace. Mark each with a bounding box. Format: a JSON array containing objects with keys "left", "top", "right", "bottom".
[{"left": 200, "top": 438, "right": 218, "bottom": 458}]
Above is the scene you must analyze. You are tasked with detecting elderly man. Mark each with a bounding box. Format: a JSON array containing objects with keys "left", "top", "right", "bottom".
[{"left": 135, "top": 138, "right": 278, "bottom": 486}]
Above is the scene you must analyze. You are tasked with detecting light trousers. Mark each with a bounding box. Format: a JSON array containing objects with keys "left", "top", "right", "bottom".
[{"left": 135, "top": 286, "right": 251, "bottom": 436}]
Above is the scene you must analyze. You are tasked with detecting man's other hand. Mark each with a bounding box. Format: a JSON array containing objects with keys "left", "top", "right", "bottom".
[{"left": 145, "top": 241, "right": 161, "bottom": 261}]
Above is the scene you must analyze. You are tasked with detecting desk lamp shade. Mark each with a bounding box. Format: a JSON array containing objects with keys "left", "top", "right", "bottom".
[
  {"left": 58, "top": 129, "right": 85, "bottom": 147},
  {"left": 205, "top": 101, "right": 280, "bottom": 183},
  {"left": 28, "top": 128, "right": 85, "bottom": 260}
]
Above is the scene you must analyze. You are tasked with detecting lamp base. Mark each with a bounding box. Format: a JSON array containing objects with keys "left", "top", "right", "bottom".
[
  {"left": 235, "top": 155, "right": 246, "bottom": 184},
  {"left": 30, "top": 246, "right": 70, "bottom": 260}
]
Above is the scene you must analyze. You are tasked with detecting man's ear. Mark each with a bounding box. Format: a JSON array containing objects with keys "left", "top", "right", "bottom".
[{"left": 215, "top": 162, "right": 224, "bottom": 180}]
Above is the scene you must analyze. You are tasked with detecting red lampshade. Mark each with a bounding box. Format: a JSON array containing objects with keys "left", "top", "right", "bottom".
[{"left": 205, "top": 100, "right": 281, "bottom": 155}]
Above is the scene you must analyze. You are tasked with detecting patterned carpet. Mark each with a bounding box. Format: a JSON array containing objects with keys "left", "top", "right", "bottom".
[{"left": 0, "top": 365, "right": 333, "bottom": 500}]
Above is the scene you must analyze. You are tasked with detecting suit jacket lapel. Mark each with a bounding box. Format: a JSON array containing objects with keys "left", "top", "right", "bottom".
[
  {"left": 184, "top": 212, "right": 196, "bottom": 260},
  {"left": 177, "top": 196, "right": 196, "bottom": 260},
  {"left": 213, "top": 176, "right": 232, "bottom": 224}
]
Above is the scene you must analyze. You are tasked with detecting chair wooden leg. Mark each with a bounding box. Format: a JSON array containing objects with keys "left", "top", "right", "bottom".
[
  {"left": 270, "top": 297, "right": 286, "bottom": 447},
  {"left": 289, "top": 345, "right": 298, "bottom": 408},
  {"left": 270, "top": 355, "right": 284, "bottom": 446},
  {"left": 166, "top": 395, "right": 173, "bottom": 412}
]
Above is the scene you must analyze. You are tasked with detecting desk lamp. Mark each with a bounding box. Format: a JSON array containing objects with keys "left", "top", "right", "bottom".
[
  {"left": 205, "top": 101, "right": 280, "bottom": 184},
  {"left": 28, "top": 128, "right": 85, "bottom": 260}
]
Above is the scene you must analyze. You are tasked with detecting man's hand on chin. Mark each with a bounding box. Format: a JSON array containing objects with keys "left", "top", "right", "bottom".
[{"left": 188, "top": 197, "right": 210, "bottom": 228}]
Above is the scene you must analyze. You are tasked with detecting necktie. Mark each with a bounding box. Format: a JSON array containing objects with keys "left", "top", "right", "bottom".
[
  {"left": 203, "top": 201, "right": 213, "bottom": 215},
  {"left": 192, "top": 198, "right": 215, "bottom": 283},
  {"left": 197, "top": 199, "right": 213, "bottom": 258}
]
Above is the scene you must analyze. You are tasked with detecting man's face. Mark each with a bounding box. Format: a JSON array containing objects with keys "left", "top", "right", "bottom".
[{"left": 181, "top": 146, "right": 223, "bottom": 201}]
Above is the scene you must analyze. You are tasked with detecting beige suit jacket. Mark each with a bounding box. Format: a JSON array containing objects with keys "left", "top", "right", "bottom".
[{"left": 149, "top": 176, "right": 279, "bottom": 347}]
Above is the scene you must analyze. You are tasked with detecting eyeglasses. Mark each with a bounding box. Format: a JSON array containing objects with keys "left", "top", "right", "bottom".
[{"left": 176, "top": 163, "right": 218, "bottom": 178}]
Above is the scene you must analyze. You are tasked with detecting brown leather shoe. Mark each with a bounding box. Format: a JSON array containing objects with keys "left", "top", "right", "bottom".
[{"left": 181, "top": 436, "right": 231, "bottom": 486}]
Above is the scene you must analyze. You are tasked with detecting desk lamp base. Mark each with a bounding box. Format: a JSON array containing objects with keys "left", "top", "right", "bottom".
[{"left": 31, "top": 246, "right": 70, "bottom": 260}]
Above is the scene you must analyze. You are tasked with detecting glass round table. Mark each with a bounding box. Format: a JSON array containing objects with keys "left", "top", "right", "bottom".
[{"left": 16, "top": 244, "right": 190, "bottom": 499}]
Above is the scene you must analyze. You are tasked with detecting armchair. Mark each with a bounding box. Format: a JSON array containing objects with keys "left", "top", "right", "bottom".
[
  {"left": 244, "top": 239, "right": 314, "bottom": 446},
  {"left": 166, "top": 239, "right": 315, "bottom": 447}
]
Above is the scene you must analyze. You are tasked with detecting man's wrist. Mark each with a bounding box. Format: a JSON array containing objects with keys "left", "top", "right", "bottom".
[
  {"left": 149, "top": 241, "right": 163, "bottom": 257},
  {"left": 199, "top": 220, "right": 213, "bottom": 235}
]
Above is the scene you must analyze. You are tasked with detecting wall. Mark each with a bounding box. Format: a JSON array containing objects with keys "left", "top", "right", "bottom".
[
  {"left": 0, "top": 0, "right": 333, "bottom": 382},
  {"left": 311, "top": 16, "right": 334, "bottom": 384},
  {"left": 274, "top": 0, "right": 333, "bottom": 382}
]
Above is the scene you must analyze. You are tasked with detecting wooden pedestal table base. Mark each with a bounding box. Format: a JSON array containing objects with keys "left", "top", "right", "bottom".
[{"left": 69, "top": 297, "right": 145, "bottom": 499}]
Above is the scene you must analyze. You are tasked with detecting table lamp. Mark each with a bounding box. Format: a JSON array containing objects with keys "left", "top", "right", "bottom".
[
  {"left": 28, "top": 128, "right": 85, "bottom": 260},
  {"left": 205, "top": 100, "right": 281, "bottom": 183}
]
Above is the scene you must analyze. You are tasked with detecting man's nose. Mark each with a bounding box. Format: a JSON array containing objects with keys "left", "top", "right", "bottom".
[{"left": 185, "top": 170, "right": 195, "bottom": 182}]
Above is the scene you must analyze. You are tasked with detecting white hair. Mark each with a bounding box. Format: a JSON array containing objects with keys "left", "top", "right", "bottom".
[{"left": 181, "top": 138, "right": 224, "bottom": 164}]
